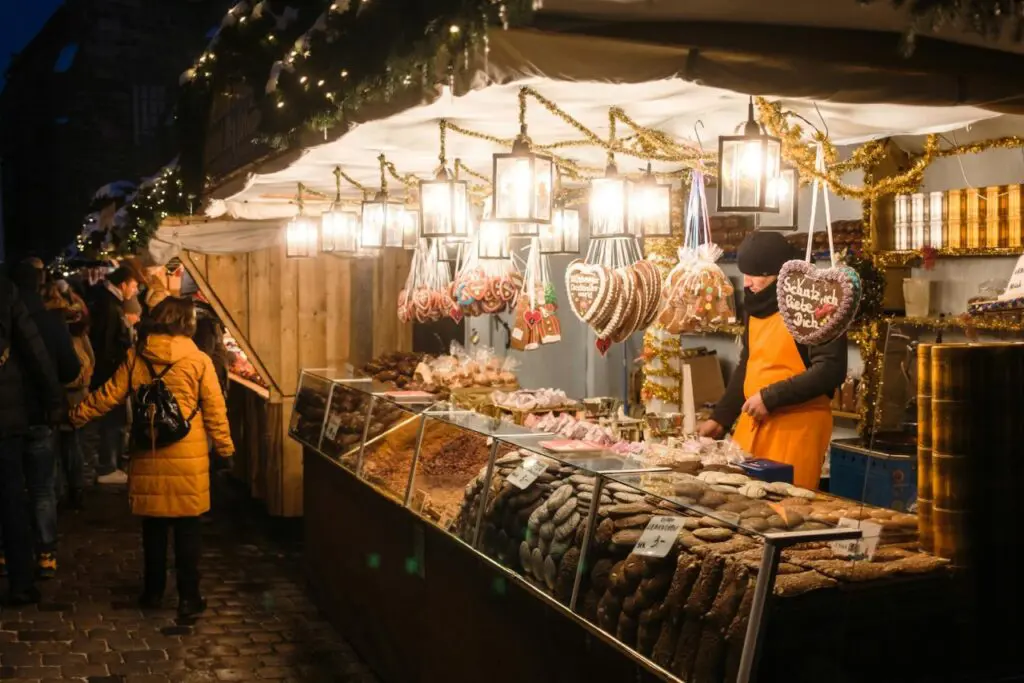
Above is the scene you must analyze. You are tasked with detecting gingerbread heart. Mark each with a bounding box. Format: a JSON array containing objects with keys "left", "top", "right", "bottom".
[
  {"left": 565, "top": 260, "right": 609, "bottom": 323},
  {"left": 776, "top": 259, "right": 862, "bottom": 345},
  {"left": 524, "top": 309, "right": 542, "bottom": 327}
]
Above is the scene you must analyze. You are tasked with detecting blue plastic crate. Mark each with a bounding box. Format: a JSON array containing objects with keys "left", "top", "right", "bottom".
[{"left": 829, "top": 439, "right": 917, "bottom": 511}]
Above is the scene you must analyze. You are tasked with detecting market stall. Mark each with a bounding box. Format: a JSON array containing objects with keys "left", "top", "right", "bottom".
[
  {"left": 140, "top": 1, "right": 1024, "bottom": 678},
  {"left": 149, "top": 217, "right": 413, "bottom": 516}
]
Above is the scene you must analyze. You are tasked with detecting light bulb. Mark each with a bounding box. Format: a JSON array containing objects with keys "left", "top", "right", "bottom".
[
  {"left": 739, "top": 142, "right": 763, "bottom": 179},
  {"left": 767, "top": 175, "right": 789, "bottom": 202}
]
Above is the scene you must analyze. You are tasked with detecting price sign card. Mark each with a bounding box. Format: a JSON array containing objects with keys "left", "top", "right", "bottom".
[
  {"left": 999, "top": 253, "right": 1024, "bottom": 302},
  {"left": 324, "top": 413, "right": 343, "bottom": 441},
  {"left": 631, "top": 516, "right": 686, "bottom": 558},
  {"left": 506, "top": 458, "right": 548, "bottom": 490},
  {"left": 830, "top": 517, "right": 883, "bottom": 560}
]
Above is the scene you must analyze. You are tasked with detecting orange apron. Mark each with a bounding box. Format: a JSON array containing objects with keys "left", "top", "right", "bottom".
[{"left": 732, "top": 312, "right": 832, "bottom": 489}]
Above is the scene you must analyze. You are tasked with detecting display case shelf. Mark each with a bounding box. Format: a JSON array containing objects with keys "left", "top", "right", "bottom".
[{"left": 290, "top": 368, "right": 964, "bottom": 683}]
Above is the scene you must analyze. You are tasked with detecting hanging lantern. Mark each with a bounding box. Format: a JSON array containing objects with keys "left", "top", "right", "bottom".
[
  {"left": 285, "top": 215, "right": 318, "bottom": 259},
  {"left": 420, "top": 168, "right": 469, "bottom": 239},
  {"left": 758, "top": 165, "right": 800, "bottom": 231},
  {"left": 478, "top": 220, "right": 510, "bottom": 259},
  {"left": 589, "top": 163, "right": 630, "bottom": 238},
  {"left": 285, "top": 184, "right": 318, "bottom": 258},
  {"left": 361, "top": 154, "right": 402, "bottom": 250},
  {"left": 628, "top": 164, "right": 672, "bottom": 237},
  {"left": 717, "top": 96, "right": 782, "bottom": 213},
  {"left": 321, "top": 167, "right": 360, "bottom": 255},
  {"left": 540, "top": 208, "right": 581, "bottom": 255},
  {"left": 320, "top": 207, "right": 359, "bottom": 255},
  {"left": 491, "top": 125, "right": 553, "bottom": 228},
  {"left": 400, "top": 208, "right": 420, "bottom": 249},
  {"left": 433, "top": 238, "right": 462, "bottom": 264}
]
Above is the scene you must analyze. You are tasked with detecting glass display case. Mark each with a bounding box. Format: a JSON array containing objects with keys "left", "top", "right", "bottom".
[{"left": 292, "top": 368, "right": 953, "bottom": 683}]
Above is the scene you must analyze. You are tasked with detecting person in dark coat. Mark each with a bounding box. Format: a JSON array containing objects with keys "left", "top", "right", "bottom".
[
  {"left": 699, "top": 231, "right": 846, "bottom": 488},
  {"left": 3, "top": 263, "right": 81, "bottom": 579},
  {"left": 0, "top": 274, "right": 63, "bottom": 604},
  {"left": 88, "top": 266, "right": 139, "bottom": 485}
]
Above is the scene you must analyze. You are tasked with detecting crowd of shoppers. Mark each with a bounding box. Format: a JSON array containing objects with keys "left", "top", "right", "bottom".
[{"left": 0, "top": 257, "right": 234, "bottom": 616}]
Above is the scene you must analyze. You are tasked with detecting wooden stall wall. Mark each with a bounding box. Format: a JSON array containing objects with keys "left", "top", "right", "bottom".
[{"left": 182, "top": 243, "right": 412, "bottom": 516}]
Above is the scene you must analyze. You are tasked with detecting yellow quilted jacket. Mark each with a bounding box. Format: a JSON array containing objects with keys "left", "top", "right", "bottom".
[{"left": 71, "top": 334, "right": 234, "bottom": 517}]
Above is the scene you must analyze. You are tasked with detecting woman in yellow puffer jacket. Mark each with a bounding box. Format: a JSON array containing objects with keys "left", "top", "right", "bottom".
[{"left": 71, "top": 297, "right": 234, "bottom": 617}]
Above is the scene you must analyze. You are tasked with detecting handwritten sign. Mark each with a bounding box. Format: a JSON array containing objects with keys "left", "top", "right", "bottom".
[
  {"left": 631, "top": 516, "right": 686, "bottom": 558},
  {"left": 506, "top": 458, "right": 548, "bottom": 490},
  {"left": 777, "top": 260, "right": 859, "bottom": 346},
  {"left": 830, "top": 518, "right": 883, "bottom": 561},
  {"left": 566, "top": 261, "right": 608, "bottom": 322},
  {"left": 998, "top": 253, "right": 1024, "bottom": 302},
  {"left": 779, "top": 275, "right": 841, "bottom": 332}
]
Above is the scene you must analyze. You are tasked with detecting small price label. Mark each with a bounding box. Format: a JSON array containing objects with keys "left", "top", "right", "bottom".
[
  {"left": 324, "top": 413, "right": 343, "bottom": 441},
  {"left": 506, "top": 458, "right": 548, "bottom": 490},
  {"left": 830, "top": 517, "right": 883, "bottom": 561},
  {"left": 631, "top": 516, "right": 686, "bottom": 558}
]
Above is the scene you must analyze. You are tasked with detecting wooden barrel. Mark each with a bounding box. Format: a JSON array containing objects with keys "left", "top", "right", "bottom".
[
  {"left": 931, "top": 453, "right": 970, "bottom": 509},
  {"left": 929, "top": 342, "right": 1024, "bottom": 564},
  {"left": 917, "top": 498, "right": 933, "bottom": 554},
  {"left": 933, "top": 505, "right": 970, "bottom": 567},
  {"left": 916, "top": 343, "right": 933, "bottom": 551}
]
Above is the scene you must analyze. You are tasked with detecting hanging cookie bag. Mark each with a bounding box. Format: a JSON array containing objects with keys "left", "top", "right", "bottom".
[
  {"left": 777, "top": 143, "right": 863, "bottom": 345},
  {"left": 660, "top": 169, "right": 736, "bottom": 333}
]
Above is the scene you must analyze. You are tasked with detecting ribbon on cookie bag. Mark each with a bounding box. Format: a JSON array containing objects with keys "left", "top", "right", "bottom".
[
  {"left": 777, "top": 143, "right": 863, "bottom": 345},
  {"left": 398, "top": 239, "right": 459, "bottom": 324},
  {"left": 511, "top": 239, "right": 561, "bottom": 351},
  {"left": 659, "top": 169, "right": 736, "bottom": 333}
]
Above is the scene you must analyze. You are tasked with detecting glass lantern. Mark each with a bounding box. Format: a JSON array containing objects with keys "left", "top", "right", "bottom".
[
  {"left": 285, "top": 215, "right": 318, "bottom": 258},
  {"left": 540, "top": 208, "right": 581, "bottom": 255},
  {"left": 717, "top": 97, "right": 782, "bottom": 213},
  {"left": 361, "top": 191, "right": 404, "bottom": 249},
  {"left": 478, "top": 220, "right": 510, "bottom": 260},
  {"left": 628, "top": 169, "right": 672, "bottom": 237},
  {"left": 320, "top": 206, "right": 360, "bottom": 254},
  {"left": 400, "top": 208, "right": 420, "bottom": 249},
  {"left": 589, "top": 166, "right": 630, "bottom": 238},
  {"left": 757, "top": 166, "right": 800, "bottom": 231},
  {"left": 491, "top": 131, "right": 554, "bottom": 227},
  {"left": 419, "top": 168, "right": 469, "bottom": 239}
]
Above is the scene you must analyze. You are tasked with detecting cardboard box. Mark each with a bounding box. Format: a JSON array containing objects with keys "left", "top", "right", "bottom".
[{"left": 683, "top": 352, "right": 726, "bottom": 408}]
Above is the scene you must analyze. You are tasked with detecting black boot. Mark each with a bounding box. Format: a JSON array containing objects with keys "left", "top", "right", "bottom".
[{"left": 177, "top": 596, "right": 207, "bottom": 618}]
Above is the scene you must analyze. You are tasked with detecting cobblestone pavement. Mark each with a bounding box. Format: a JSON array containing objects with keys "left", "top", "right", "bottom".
[{"left": 0, "top": 483, "right": 379, "bottom": 683}]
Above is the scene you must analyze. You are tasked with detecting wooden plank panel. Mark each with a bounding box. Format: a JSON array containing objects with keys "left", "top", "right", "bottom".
[
  {"left": 372, "top": 250, "right": 413, "bottom": 358},
  {"left": 186, "top": 251, "right": 208, "bottom": 281},
  {"left": 296, "top": 256, "right": 328, "bottom": 373},
  {"left": 246, "top": 247, "right": 283, "bottom": 392},
  {"left": 280, "top": 397, "right": 304, "bottom": 517},
  {"left": 278, "top": 242, "right": 300, "bottom": 396},
  {"left": 265, "top": 399, "right": 284, "bottom": 515},
  {"left": 349, "top": 259, "right": 375, "bottom": 366},
  {"left": 181, "top": 252, "right": 281, "bottom": 398},
  {"left": 206, "top": 254, "right": 249, "bottom": 338},
  {"left": 324, "top": 256, "right": 352, "bottom": 369}
]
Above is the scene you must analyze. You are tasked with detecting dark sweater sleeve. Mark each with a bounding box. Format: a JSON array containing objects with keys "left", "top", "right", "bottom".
[
  {"left": 761, "top": 333, "right": 848, "bottom": 412},
  {"left": 45, "top": 311, "right": 81, "bottom": 385},
  {"left": 11, "top": 293, "right": 61, "bottom": 413},
  {"left": 710, "top": 323, "right": 749, "bottom": 430}
]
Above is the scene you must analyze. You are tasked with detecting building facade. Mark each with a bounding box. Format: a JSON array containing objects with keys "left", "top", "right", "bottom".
[{"left": 0, "top": 0, "right": 231, "bottom": 258}]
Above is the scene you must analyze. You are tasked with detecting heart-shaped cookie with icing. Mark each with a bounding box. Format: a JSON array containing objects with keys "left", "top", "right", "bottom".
[
  {"left": 776, "top": 260, "right": 862, "bottom": 345},
  {"left": 565, "top": 260, "right": 609, "bottom": 323}
]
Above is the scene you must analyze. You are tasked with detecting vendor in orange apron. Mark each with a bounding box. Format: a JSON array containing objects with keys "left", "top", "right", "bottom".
[{"left": 698, "top": 232, "right": 847, "bottom": 489}]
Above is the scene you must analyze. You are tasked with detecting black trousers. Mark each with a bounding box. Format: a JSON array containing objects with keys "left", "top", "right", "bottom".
[{"left": 141, "top": 516, "right": 202, "bottom": 600}]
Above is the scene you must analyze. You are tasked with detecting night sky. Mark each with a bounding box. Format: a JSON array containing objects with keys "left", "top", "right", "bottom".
[{"left": 0, "top": 0, "right": 62, "bottom": 89}]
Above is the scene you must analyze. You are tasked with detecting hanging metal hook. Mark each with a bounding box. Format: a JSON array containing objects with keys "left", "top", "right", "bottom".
[{"left": 692, "top": 119, "right": 706, "bottom": 155}]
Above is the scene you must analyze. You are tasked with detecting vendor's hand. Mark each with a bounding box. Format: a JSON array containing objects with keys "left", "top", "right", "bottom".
[
  {"left": 741, "top": 391, "right": 769, "bottom": 422},
  {"left": 698, "top": 419, "right": 725, "bottom": 439}
]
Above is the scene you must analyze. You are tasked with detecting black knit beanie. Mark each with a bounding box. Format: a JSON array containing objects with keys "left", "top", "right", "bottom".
[{"left": 736, "top": 230, "right": 797, "bottom": 276}]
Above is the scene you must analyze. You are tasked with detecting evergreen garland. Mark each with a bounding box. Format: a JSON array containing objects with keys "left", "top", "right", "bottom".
[
  {"left": 858, "top": 0, "right": 1024, "bottom": 52},
  {"left": 259, "top": 0, "right": 535, "bottom": 143}
]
